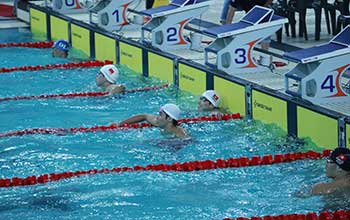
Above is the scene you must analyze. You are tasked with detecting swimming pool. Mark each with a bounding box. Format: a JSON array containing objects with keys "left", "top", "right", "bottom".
[{"left": 0, "top": 28, "right": 347, "bottom": 219}]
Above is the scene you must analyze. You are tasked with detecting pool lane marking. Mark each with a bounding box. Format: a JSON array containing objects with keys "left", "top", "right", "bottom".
[
  {"left": 0, "top": 113, "right": 241, "bottom": 138},
  {"left": 0, "top": 60, "right": 113, "bottom": 73},
  {"left": 0, "top": 41, "right": 53, "bottom": 48},
  {"left": 224, "top": 209, "right": 349, "bottom": 220},
  {"left": 0, "top": 149, "right": 330, "bottom": 188},
  {"left": 0, "top": 84, "right": 169, "bottom": 102}
]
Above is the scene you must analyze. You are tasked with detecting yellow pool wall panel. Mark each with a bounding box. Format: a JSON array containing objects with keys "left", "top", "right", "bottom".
[
  {"left": 297, "top": 106, "right": 338, "bottom": 148},
  {"left": 50, "top": 16, "right": 69, "bottom": 41},
  {"left": 30, "top": 8, "right": 47, "bottom": 39},
  {"left": 252, "top": 90, "right": 288, "bottom": 131},
  {"left": 153, "top": 0, "right": 169, "bottom": 7},
  {"left": 148, "top": 52, "right": 173, "bottom": 83},
  {"left": 94, "top": 33, "right": 116, "bottom": 63},
  {"left": 71, "top": 24, "right": 90, "bottom": 57},
  {"left": 178, "top": 64, "right": 206, "bottom": 95},
  {"left": 214, "top": 76, "right": 245, "bottom": 115},
  {"left": 119, "top": 42, "right": 143, "bottom": 74}
]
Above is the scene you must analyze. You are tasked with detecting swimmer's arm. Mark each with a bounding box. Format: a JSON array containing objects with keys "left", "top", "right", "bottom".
[
  {"left": 176, "top": 128, "right": 189, "bottom": 139},
  {"left": 119, "top": 114, "right": 158, "bottom": 126},
  {"left": 106, "top": 84, "right": 125, "bottom": 95},
  {"left": 311, "top": 182, "right": 337, "bottom": 195}
]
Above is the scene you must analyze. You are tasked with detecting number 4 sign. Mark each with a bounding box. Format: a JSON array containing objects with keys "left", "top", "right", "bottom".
[
  {"left": 321, "top": 64, "right": 350, "bottom": 98},
  {"left": 300, "top": 62, "right": 350, "bottom": 105}
]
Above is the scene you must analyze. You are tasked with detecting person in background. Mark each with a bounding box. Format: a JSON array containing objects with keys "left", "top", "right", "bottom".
[
  {"left": 96, "top": 64, "right": 125, "bottom": 95},
  {"left": 52, "top": 39, "right": 70, "bottom": 59},
  {"left": 225, "top": 0, "right": 273, "bottom": 24},
  {"left": 311, "top": 147, "right": 350, "bottom": 195},
  {"left": 219, "top": 0, "right": 231, "bottom": 24},
  {"left": 118, "top": 103, "right": 188, "bottom": 138},
  {"left": 146, "top": 0, "right": 154, "bottom": 9},
  {"left": 197, "top": 90, "right": 224, "bottom": 117}
]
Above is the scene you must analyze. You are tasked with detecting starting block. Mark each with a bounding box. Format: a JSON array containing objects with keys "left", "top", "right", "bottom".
[
  {"left": 284, "top": 26, "right": 350, "bottom": 105},
  {"left": 89, "top": 0, "right": 136, "bottom": 32},
  {"left": 202, "top": 6, "right": 287, "bottom": 74},
  {"left": 139, "top": 0, "right": 211, "bottom": 51},
  {"left": 50, "top": 0, "right": 89, "bottom": 14}
]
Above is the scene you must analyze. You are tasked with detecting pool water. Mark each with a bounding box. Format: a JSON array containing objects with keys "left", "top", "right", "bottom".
[
  {"left": 0, "top": 28, "right": 347, "bottom": 220},
  {"left": 0, "top": 28, "right": 88, "bottom": 68}
]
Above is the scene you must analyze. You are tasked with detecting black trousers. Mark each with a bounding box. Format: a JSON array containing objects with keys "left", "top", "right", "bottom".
[{"left": 146, "top": 0, "right": 155, "bottom": 9}]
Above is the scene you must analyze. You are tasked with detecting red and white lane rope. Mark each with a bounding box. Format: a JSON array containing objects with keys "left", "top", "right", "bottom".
[
  {"left": 0, "top": 60, "right": 113, "bottom": 73},
  {"left": 0, "top": 41, "right": 53, "bottom": 48},
  {"left": 0, "top": 150, "right": 330, "bottom": 188},
  {"left": 0, "top": 113, "right": 241, "bottom": 138},
  {"left": 224, "top": 209, "right": 350, "bottom": 220},
  {"left": 0, "top": 84, "right": 169, "bottom": 102}
]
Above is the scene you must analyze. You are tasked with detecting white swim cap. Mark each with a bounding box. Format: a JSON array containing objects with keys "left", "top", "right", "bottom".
[
  {"left": 160, "top": 103, "right": 181, "bottom": 120},
  {"left": 100, "top": 64, "right": 119, "bottom": 83},
  {"left": 202, "top": 90, "right": 220, "bottom": 107}
]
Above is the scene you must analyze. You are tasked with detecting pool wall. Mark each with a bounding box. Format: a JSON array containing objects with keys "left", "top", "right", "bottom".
[{"left": 28, "top": 5, "right": 349, "bottom": 149}]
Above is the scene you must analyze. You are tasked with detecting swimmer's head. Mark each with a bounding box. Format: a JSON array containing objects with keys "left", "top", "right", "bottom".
[
  {"left": 329, "top": 147, "right": 350, "bottom": 171},
  {"left": 158, "top": 103, "right": 181, "bottom": 127},
  {"left": 198, "top": 90, "right": 220, "bottom": 111},
  {"left": 52, "top": 39, "right": 70, "bottom": 58},
  {"left": 160, "top": 104, "right": 181, "bottom": 120},
  {"left": 99, "top": 64, "right": 119, "bottom": 84}
]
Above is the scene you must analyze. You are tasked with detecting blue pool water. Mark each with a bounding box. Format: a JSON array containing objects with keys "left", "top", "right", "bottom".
[
  {"left": 0, "top": 28, "right": 347, "bottom": 219},
  {"left": 0, "top": 28, "right": 33, "bottom": 43},
  {"left": 0, "top": 28, "right": 87, "bottom": 68}
]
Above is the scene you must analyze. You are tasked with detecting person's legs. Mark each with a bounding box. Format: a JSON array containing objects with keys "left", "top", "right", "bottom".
[
  {"left": 259, "top": 37, "right": 272, "bottom": 66},
  {"left": 146, "top": 0, "right": 155, "bottom": 9},
  {"left": 220, "top": 0, "right": 230, "bottom": 24},
  {"left": 225, "top": 5, "right": 237, "bottom": 24}
]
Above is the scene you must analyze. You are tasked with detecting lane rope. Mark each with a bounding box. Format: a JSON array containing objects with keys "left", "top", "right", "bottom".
[
  {"left": 0, "top": 84, "right": 169, "bottom": 102},
  {"left": 0, "top": 41, "right": 53, "bottom": 48},
  {"left": 0, "top": 149, "right": 330, "bottom": 188},
  {"left": 0, "top": 60, "right": 113, "bottom": 73},
  {"left": 0, "top": 113, "right": 241, "bottom": 138},
  {"left": 224, "top": 209, "right": 350, "bottom": 220}
]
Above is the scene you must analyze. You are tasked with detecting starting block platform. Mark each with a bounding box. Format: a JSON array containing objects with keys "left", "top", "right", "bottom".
[
  {"left": 89, "top": 0, "right": 138, "bottom": 32},
  {"left": 139, "top": 0, "right": 211, "bottom": 51},
  {"left": 50, "top": 0, "right": 89, "bottom": 14},
  {"left": 284, "top": 26, "right": 350, "bottom": 106},
  {"left": 203, "top": 5, "right": 287, "bottom": 75}
]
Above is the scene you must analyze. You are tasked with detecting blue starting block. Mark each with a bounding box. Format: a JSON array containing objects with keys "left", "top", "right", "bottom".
[
  {"left": 202, "top": 6, "right": 287, "bottom": 74},
  {"left": 89, "top": 0, "right": 136, "bottom": 32},
  {"left": 50, "top": 0, "right": 89, "bottom": 14},
  {"left": 140, "top": 0, "right": 211, "bottom": 51},
  {"left": 284, "top": 26, "right": 350, "bottom": 105}
]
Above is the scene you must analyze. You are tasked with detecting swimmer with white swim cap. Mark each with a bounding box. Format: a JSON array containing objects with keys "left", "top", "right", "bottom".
[
  {"left": 52, "top": 39, "right": 70, "bottom": 58},
  {"left": 118, "top": 103, "right": 188, "bottom": 138},
  {"left": 96, "top": 64, "right": 125, "bottom": 95},
  {"left": 198, "top": 90, "right": 224, "bottom": 117}
]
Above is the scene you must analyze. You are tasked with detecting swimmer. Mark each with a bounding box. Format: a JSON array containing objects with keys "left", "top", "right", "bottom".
[
  {"left": 198, "top": 90, "right": 224, "bottom": 117},
  {"left": 52, "top": 39, "right": 70, "bottom": 58},
  {"left": 311, "top": 147, "right": 350, "bottom": 195},
  {"left": 96, "top": 64, "right": 125, "bottom": 95},
  {"left": 119, "top": 103, "right": 188, "bottom": 138}
]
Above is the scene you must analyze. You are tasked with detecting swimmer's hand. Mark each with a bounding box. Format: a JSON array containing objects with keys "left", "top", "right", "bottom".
[
  {"left": 107, "top": 84, "right": 125, "bottom": 95},
  {"left": 294, "top": 185, "right": 312, "bottom": 198},
  {"left": 213, "top": 111, "right": 223, "bottom": 119}
]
